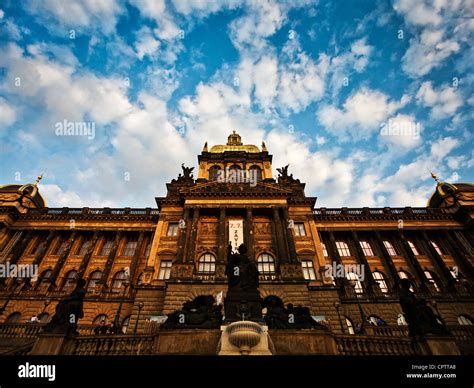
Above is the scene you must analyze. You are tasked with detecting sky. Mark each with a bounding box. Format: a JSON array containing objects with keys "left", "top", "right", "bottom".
[{"left": 0, "top": 0, "right": 472, "bottom": 209}]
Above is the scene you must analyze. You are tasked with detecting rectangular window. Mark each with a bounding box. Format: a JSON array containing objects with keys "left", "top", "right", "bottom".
[
  {"left": 383, "top": 240, "right": 397, "bottom": 256},
  {"left": 158, "top": 261, "right": 172, "bottom": 280},
  {"left": 408, "top": 241, "right": 420, "bottom": 255},
  {"left": 302, "top": 260, "right": 316, "bottom": 280},
  {"left": 293, "top": 223, "right": 306, "bottom": 236},
  {"left": 336, "top": 241, "right": 351, "bottom": 257},
  {"left": 167, "top": 223, "right": 179, "bottom": 237},
  {"left": 77, "top": 238, "right": 91, "bottom": 256},
  {"left": 359, "top": 241, "right": 374, "bottom": 256},
  {"left": 53, "top": 238, "right": 69, "bottom": 256},
  {"left": 29, "top": 236, "right": 44, "bottom": 255},
  {"left": 321, "top": 242, "right": 329, "bottom": 258},
  {"left": 100, "top": 239, "right": 114, "bottom": 256},
  {"left": 430, "top": 241, "right": 443, "bottom": 255},
  {"left": 122, "top": 239, "right": 138, "bottom": 256}
]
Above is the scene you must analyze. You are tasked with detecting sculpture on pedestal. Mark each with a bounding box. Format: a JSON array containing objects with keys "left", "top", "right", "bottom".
[
  {"left": 399, "top": 279, "right": 449, "bottom": 337},
  {"left": 43, "top": 279, "right": 86, "bottom": 337}
]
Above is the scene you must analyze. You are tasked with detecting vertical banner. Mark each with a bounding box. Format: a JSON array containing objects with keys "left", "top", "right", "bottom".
[{"left": 228, "top": 219, "right": 243, "bottom": 252}]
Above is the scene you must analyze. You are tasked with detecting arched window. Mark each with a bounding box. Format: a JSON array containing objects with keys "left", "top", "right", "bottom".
[
  {"left": 345, "top": 317, "right": 355, "bottom": 335},
  {"left": 397, "top": 313, "right": 407, "bottom": 325},
  {"left": 249, "top": 165, "right": 262, "bottom": 182},
  {"left": 398, "top": 270, "right": 414, "bottom": 291},
  {"left": 368, "top": 315, "right": 386, "bottom": 326},
  {"left": 111, "top": 270, "right": 129, "bottom": 293},
  {"left": 36, "top": 269, "right": 52, "bottom": 289},
  {"left": 87, "top": 270, "right": 102, "bottom": 292},
  {"left": 257, "top": 253, "right": 276, "bottom": 280},
  {"left": 5, "top": 312, "right": 22, "bottom": 323},
  {"left": 424, "top": 270, "right": 440, "bottom": 292},
  {"left": 121, "top": 315, "right": 131, "bottom": 334},
  {"left": 208, "top": 165, "right": 222, "bottom": 181},
  {"left": 458, "top": 315, "right": 472, "bottom": 325},
  {"left": 372, "top": 271, "right": 389, "bottom": 293},
  {"left": 93, "top": 314, "right": 108, "bottom": 325},
  {"left": 61, "top": 270, "right": 78, "bottom": 293},
  {"left": 227, "top": 164, "right": 241, "bottom": 182},
  {"left": 38, "top": 313, "right": 50, "bottom": 323},
  {"left": 346, "top": 272, "right": 363, "bottom": 294},
  {"left": 198, "top": 253, "right": 216, "bottom": 274}
]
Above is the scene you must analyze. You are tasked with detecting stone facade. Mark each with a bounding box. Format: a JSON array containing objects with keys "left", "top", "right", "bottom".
[{"left": 0, "top": 132, "right": 473, "bottom": 354}]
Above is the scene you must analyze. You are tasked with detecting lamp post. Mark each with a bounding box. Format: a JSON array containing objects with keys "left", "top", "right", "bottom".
[
  {"left": 334, "top": 302, "right": 344, "bottom": 334},
  {"left": 348, "top": 279, "right": 368, "bottom": 331},
  {"left": 133, "top": 302, "right": 144, "bottom": 335},
  {"left": 113, "top": 277, "right": 130, "bottom": 334}
]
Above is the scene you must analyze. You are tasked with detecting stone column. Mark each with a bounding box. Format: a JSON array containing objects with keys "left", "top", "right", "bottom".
[
  {"left": 186, "top": 207, "right": 200, "bottom": 263},
  {"left": 272, "top": 207, "right": 287, "bottom": 263},
  {"left": 217, "top": 207, "right": 226, "bottom": 263},
  {"left": 0, "top": 230, "right": 23, "bottom": 262},
  {"left": 442, "top": 231, "right": 474, "bottom": 279},
  {"left": 176, "top": 208, "right": 190, "bottom": 263},
  {"left": 100, "top": 231, "right": 122, "bottom": 290},
  {"left": 8, "top": 230, "right": 34, "bottom": 265},
  {"left": 371, "top": 231, "right": 400, "bottom": 289},
  {"left": 77, "top": 231, "right": 101, "bottom": 280},
  {"left": 395, "top": 231, "right": 429, "bottom": 292},
  {"left": 49, "top": 231, "right": 78, "bottom": 288},
  {"left": 349, "top": 231, "right": 375, "bottom": 294},
  {"left": 419, "top": 231, "right": 456, "bottom": 290},
  {"left": 282, "top": 207, "right": 298, "bottom": 263},
  {"left": 129, "top": 231, "right": 146, "bottom": 281},
  {"left": 245, "top": 207, "right": 254, "bottom": 260}
]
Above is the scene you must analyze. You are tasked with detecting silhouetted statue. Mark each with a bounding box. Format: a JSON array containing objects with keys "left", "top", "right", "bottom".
[
  {"left": 226, "top": 243, "right": 259, "bottom": 291},
  {"left": 224, "top": 243, "right": 262, "bottom": 322},
  {"left": 181, "top": 163, "right": 194, "bottom": 178},
  {"left": 43, "top": 279, "right": 86, "bottom": 337},
  {"left": 399, "top": 279, "right": 449, "bottom": 338},
  {"left": 161, "top": 295, "right": 222, "bottom": 329}
]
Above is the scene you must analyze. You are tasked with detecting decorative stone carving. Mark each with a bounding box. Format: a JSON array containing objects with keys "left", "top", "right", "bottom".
[
  {"left": 280, "top": 263, "right": 304, "bottom": 280},
  {"left": 170, "top": 263, "right": 194, "bottom": 279}
]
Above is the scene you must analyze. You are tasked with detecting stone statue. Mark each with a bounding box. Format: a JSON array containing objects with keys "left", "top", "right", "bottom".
[
  {"left": 225, "top": 243, "right": 259, "bottom": 291},
  {"left": 262, "top": 296, "right": 325, "bottom": 329},
  {"left": 224, "top": 243, "right": 262, "bottom": 322},
  {"left": 161, "top": 295, "right": 222, "bottom": 329},
  {"left": 276, "top": 164, "right": 290, "bottom": 179},
  {"left": 181, "top": 163, "right": 194, "bottom": 178},
  {"left": 43, "top": 279, "right": 86, "bottom": 337},
  {"left": 399, "top": 279, "right": 449, "bottom": 338}
]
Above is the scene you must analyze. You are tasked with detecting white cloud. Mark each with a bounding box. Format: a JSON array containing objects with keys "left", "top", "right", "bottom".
[
  {"left": 416, "top": 81, "right": 462, "bottom": 119},
  {"left": 24, "top": 0, "right": 123, "bottom": 35},
  {"left": 317, "top": 87, "right": 410, "bottom": 139},
  {"left": 134, "top": 27, "right": 160, "bottom": 60},
  {"left": 380, "top": 113, "right": 422, "bottom": 149},
  {"left": 39, "top": 184, "right": 85, "bottom": 207},
  {"left": 0, "top": 9, "right": 4, "bottom": 19},
  {"left": 0, "top": 97, "right": 17, "bottom": 130}
]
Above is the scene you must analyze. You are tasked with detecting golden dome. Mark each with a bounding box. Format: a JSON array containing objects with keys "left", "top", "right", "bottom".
[{"left": 209, "top": 130, "right": 261, "bottom": 153}]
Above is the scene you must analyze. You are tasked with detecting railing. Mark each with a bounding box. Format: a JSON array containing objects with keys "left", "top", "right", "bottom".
[
  {"left": 0, "top": 323, "right": 45, "bottom": 338},
  {"left": 371, "top": 325, "right": 409, "bottom": 337},
  {"left": 71, "top": 334, "right": 155, "bottom": 355},
  {"left": 313, "top": 207, "right": 452, "bottom": 217},
  {"left": 334, "top": 334, "right": 419, "bottom": 355},
  {"left": 448, "top": 325, "right": 474, "bottom": 342},
  {"left": 23, "top": 208, "right": 160, "bottom": 217}
]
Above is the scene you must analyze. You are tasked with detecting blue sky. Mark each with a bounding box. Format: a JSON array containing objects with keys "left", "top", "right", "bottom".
[{"left": 0, "top": 0, "right": 472, "bottom": 208}]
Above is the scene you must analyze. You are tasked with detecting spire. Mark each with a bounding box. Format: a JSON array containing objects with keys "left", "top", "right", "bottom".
[
  {"left": 34, "top": 171, "right": 45, "bottom": 186},
  {"left": 429, "top": 169, "right": 440, "bottom": 184},
  {"left": 262, "top": 141, "right": 267, "bottom": 152},
  {"left": 203, "top": 142, "right": 208, "bottom": 152}
]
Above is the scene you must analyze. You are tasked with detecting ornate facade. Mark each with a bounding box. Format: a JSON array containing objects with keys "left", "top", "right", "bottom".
[{"left": 0, "top": 131, "right": 473, "bottom": 355}]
